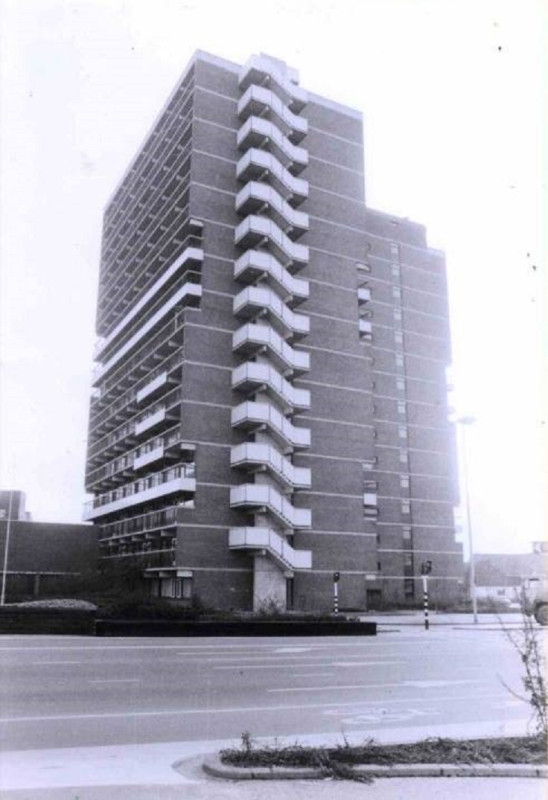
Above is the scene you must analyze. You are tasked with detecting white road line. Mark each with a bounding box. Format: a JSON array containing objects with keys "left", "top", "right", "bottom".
[
  {"left": 88, "top": 679, "right": 141, "bottom": 684},
  {"left": 27, "top": 661, "right": 83, "bottom": 666},
  {"left": 213, "top": 660, "right": 403, "bottom": 670},
  {"left": 269, "top": 679, "right": 484, "bottom": 693},
  {"left": 0, "top": 690, "right": 511, "bottom": 724},
  {"left": 0, "top": 640, "right": 421, "bottom": 653}
]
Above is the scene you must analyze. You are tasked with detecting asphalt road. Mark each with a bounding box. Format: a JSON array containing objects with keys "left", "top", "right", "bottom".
[{"left": 0, "top": 623, "right": 535, "bottom": 753}]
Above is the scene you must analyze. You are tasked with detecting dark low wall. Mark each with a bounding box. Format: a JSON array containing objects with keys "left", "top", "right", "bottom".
[
  {"left": 95, "top": 619, "right": 377, "bottom": 637},
  {"left": 0, "top": 608, "right": 96, "bottom": 635}
]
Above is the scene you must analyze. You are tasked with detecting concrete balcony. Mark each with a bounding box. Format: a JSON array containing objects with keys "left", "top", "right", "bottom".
[
  {"left": 234, "top": 215, "right": 308, "bottom": 269},
  {"left": 359, "top": 319, "right": 372, "bottom": 338},
  {"left": 133, "top": 445, "right": 165, "bottom": 471},
  {"left": 237, "top": 117, "right": 308, "bottom": 175},
  {"left": 239, "top": 55, "right": 308, "bottom": 113},
  {"left": 231, "top": 443, "right": 311, "bottom": 489},
  {"left": 234, "top": 286, "right": 309, "bottom": 339},
  {"left": 234, "top": 250, "right": 309, "bottom": 304},
  {"left": 232, "top": 362, "right": 310, "bottom": 410},
  {"left": 237, "top": 149, "right": 308, "bottom": 205},
  {"left": 236, "top": 182, "right": 309, "bottom": 238},
  {"left": 230, "top": 484, "right": 311, "bottom": 529},
  {"left": 84, "top": 466, "right": 195, "bottom": 521},
  {"left": 231, "top": 401, "right": 310, "bottom": 450},
  {"left": 136, "top": 372, "right": 169, "bottom": 404},
  {"left": 238, "top": 84, "right": 308, "bottom": 143},
  {"left": 93, "top": 279, "right": 201, "bottom": 385},
  {"left": 229, "top": 527, "right": 312, "bottom": 571},
  {"left": 358, "top": 286, "right": 371, "bottom": 304},
  {"left": 94, "top": 247, "right": 203, "bottom": 360},
  {"left": 233, "top": 323, "right": 310, "bottom": 374},
  {"left": 134, "top": 408, "right": 168, "bottom": 437}
]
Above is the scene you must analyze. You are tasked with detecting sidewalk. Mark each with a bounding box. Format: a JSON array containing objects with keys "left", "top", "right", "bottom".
[
  {"left": 1, "top": 720, "right": 541, "bottom": 799},
  {"left": 1, "top": 776, "right": 546, "bottom": 800}
]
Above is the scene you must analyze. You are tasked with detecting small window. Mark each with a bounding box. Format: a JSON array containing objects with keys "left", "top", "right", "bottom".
[
  {"left": 402, "top": 526, "right": 412, "bottom": 540},
  {"left": 401, "top": 500, "right": 411, "bottom": 515},
  {"left": 362, "top": 458, "right": 377, "bottom": 471},
  {"left": 391, "top": 263, "right": 401, "bottom": 277},
  {"left": 364, "top": 480, "right": 378, "bottom": 491},
  {"left": 394, "top": 330, "right": 404, "bottom": 345},
  {"left": 396, "top": 379, "right": 405, "bottom": 391},
  {"left": 390, "top": 243, "right": 399, "bottom": 255},
  {"left": 394, "top": 308, "right": 402, "bottom": 321},
  {"left": 392, "top": 286, "right": 402, "bottom": 300},
  {"left": 399, "top": 449, "right": 408, "bottom": 463},
  {"left": 398, "top": 425, "right": 408, "bottom": 439},
  {"left": 395, "top": 354, "right": 405, "bottom": 369},
  {"left": 397, "top": 400, "right": 406, "bottom": 414},
  {"left": 377, "top": 561, "right": 382, "bottom": 571},
  {"left": 400, "top": 474, "right": 410, "bottom": 488}
]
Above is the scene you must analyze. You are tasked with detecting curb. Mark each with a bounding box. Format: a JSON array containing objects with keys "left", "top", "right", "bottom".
[{"left": 202, "top": 755, "right": 548, "bottom": 781}]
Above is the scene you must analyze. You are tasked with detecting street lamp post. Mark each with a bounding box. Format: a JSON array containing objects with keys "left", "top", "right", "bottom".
[
  {"left": 0, "top": 490, "right": 14, "bottom": 606},
  {"left": 456, "top": 416, "right": 478, "bottom": 624}
]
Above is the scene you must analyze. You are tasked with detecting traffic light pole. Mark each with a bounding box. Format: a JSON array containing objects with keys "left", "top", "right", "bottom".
[
  {"left": 422, "top": 574, "right": 429, "bottom": 630},
  {"left": 333, "top": 572, "right": 340, "bottom": 614}
]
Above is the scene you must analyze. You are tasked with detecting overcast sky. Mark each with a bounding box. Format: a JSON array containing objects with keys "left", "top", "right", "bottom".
[{"left": 0, "top": 0, "right": 545, "bottom": 553}]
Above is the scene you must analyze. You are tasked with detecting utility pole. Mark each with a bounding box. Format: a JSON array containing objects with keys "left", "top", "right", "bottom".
[
  {"left": 457, "top": 415, "right": 478, "bottom": 624},
  {"left": 0, "top": 491, "right": 14, "bottom": 606}
]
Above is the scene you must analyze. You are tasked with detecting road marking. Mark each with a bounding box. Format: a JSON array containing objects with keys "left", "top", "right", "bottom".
[
  {"left": 269, "top": 679, "right": 483, "bottom": 693},
  {"left": 273, "top": 647, "right": 311, "bottom": 653},
  {"left": 213, "top": 660, "right": 403, "bottom": 671},
  {"left": 325, "top": 707, "right": 439, "bottom": 725},
  {"left": 0, "top": 690, "right": 512, "bottom": 724},
  {"left": 27, "top": 661, "right": 83, "bottom": 666},
  {"left": 293, "top": 672, "right": 336, "bottom": 677},
  {"left": 88, "top": 679, "right": 141, "bottom": 684}
]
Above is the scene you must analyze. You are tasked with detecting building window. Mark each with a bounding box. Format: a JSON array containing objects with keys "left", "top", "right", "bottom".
[
  {"left": 398, "top": 425, "right": 408, "bottom": 439},
  {"left": 397, "top": 400, "right": 406, "bottom": 415},
  {"left": 390, "top": 243, "right": 399, "bottom": 256},
  {"left": 395, "top": 354, "right": 405, "bottom": 370},
  {"left": 364, "top": 480, "right": 378, "bottom": 491},
  {"left": 392, "top": 286, "right": 402, "bottom": 300},
  {"left": 400, "top": 474, "right": 410, "bottom": 489},
  {"left": 394, "top": 308, "right": 402, "bottom": 321},
  {"left": 402, "top": 526, "right": 412, "bottom": 540},
  {"left": 362, "top": 458, "right": 377, "bottom": 471},
  {"left": 394, "top": 330, "right": 404, "bottom": 346},
  {"left": 356, "top": 261, "right": 371, "bottom": 273},
  {"left": 401, "top": 500, "right": 411, "bottom": 515},
  {"left": 399, "top": 449, "right": 408, "bottom": 464},
  {"left": 391, "top": 263, "right": 400, "bottom": 278},
  {"left": 377, "top": 561, "right": 382, "bottom": 572},
  {"left": 396, "top": 378, "right": 405, "bottom": 391}
]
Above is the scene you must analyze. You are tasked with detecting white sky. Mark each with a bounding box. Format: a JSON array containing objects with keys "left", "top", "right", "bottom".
[{"left": 0, "top": 0, "right": 545, "bottom": 553}]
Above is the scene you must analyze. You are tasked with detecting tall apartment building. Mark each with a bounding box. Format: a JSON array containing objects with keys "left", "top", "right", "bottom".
[{"left": 84, "top": 51, "right": 463, "bottom": 612}]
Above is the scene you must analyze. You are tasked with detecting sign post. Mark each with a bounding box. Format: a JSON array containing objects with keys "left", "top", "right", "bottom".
[
  {"left": 333, "top": 571, "right": 340, "bottom": 614},
  {"left": 420, "top": 560, "right": 432, "bottom": 630}
]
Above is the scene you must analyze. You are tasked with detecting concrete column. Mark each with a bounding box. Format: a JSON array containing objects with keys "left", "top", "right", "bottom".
[{"left": 253, "top": 554, "right": 286, "bottom": 611}]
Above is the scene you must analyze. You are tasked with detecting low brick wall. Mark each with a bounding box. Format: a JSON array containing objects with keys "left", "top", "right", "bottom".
[
  {"left": 0, "top": 608, "right": 96, "bottom": 635},
  {"left": 95, "top": 619, "right": 377, "bottom": 637}
]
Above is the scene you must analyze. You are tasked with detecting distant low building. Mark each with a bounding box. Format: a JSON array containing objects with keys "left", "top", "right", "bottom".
[
  {"left": 474, "top": 551, "right": 548, "bottom": 603},
  {"left": 0, "top": 490, "right": 31, "bottom": 521},
  {"left": 0, "top": 491, "right": 98, "bottom": 601}
]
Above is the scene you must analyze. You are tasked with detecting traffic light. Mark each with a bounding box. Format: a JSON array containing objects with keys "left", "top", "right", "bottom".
[
  {"left": 421, "top": 560, "right": 433, "bottom": 575},
  {"left": 333, "top": 572, "right": 340, "bottom": 583}
]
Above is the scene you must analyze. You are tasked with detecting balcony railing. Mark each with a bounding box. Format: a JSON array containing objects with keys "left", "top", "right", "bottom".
[
  {"left": 231, "top": 442, "right": 311, "bottom": 489},
  {"left": 237, "top": 149, "right": 308, "bottom": 205},
  {"left": 98, "top": 505, "right": 179, "bottom": 540},
  {"left": 229, "top": 527, "right": 312, "bottom": 570},
  {"left": 231, "top": 400, "right": 311, "bottom": 449},
  {"left": 238, "top": 85, "right": 308, "bottom": 143},
  {"left": 234, "top": 250, "right": 309, "bottom": 303},
  {"left": 237, "top": 117, "right": 308, "bottom": 174},
  {"left": 233, "top": 286, "right": 309, "bottom": 338},
  {"left": 233, "top": 323, "right": 310, "bottom": 374},
  {"left": 93, "top": 279, "right": 201, "bottom": 384},
  {"left": 232, "top": 361, "right": 310, "bottom": 410},
  {"left": 95, "top": 251, "right": 203, "bottom": 360},
  {"left": 84, "top": 464, "right": 196, "bottom": 521},
  {"left": 234, "top": 215, "right": 308, "bottom": 268},
  {"left": 235, "top": 182, "right": 309, "bottom": 237},
  {"left": 230, "top": 484, "right": 311, "bottom": 529},
  {"left": 239, "top": 55, "right": 308, "bottom": 113}
]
